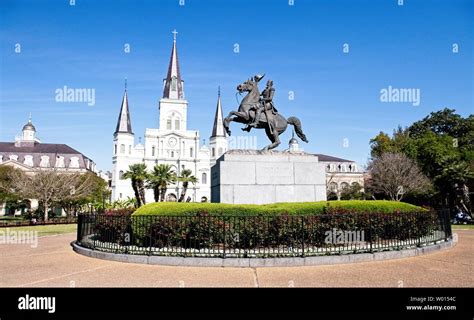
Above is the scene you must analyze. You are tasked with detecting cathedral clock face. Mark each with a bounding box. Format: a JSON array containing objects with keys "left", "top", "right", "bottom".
[{"left": 168, "top": 137, "right": 177, "bottom": 148}]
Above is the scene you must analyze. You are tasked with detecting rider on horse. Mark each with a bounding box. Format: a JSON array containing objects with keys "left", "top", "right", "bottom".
[{"left": 243, "top": 75, "right": 278, "bottom": 132}]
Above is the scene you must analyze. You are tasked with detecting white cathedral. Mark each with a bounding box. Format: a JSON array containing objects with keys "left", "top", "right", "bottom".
[{"left": 111, "top": 33, "right": 228, "bottom": 203}]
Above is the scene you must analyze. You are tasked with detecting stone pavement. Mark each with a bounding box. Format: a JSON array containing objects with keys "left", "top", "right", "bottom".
[{"left": 0, "top": 231, "right": 472, "bottom": 287}]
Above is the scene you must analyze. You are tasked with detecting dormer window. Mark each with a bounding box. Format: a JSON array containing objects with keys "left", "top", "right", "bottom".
[
  {"left": 69, "top": 156, "right": 79, "bottom": 168},
  {"left": 40, "top": 155, "right": 50, "bottom": 167},
  {"left": 24, "top": 155, "right": 34, "bottom": 167},
  {"left": 55, "top": 156, "right": 65, "bottom": 168}
]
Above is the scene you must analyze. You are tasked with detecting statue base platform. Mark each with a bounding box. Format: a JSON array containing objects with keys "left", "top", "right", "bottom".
[{"left": 211, "top": 150, "right": 327, "bottom": 204}]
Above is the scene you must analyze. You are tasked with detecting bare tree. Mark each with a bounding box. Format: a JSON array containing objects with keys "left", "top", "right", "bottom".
[
  {"left": 366, "top": 152, "right": 431, "bottom": 201},
  {"left": 7, "top": 169, "right": 97, "bottom": 221}
]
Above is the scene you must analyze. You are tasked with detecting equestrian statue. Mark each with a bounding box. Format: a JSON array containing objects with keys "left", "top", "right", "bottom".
[{"left": 223, "top": 74, "right": 308, "bottom": 151}]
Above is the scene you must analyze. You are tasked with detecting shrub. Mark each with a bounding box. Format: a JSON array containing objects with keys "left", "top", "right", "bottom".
[
  {"left": 88, "top": 201, "right": 443, "bottom": 254},
  {"left": 133, "top": 200, "right": 424, "bottom": 217},
  {"left": 125, "top": 211, "right": 441, "bottom": 253},
  {"left": 93, "top": 208, "right": 134, "bottom": 244}
]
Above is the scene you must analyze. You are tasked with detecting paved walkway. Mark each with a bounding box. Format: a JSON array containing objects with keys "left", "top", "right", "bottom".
[{"left": 1, "top": 231, "right": 472, "bottom": 287}]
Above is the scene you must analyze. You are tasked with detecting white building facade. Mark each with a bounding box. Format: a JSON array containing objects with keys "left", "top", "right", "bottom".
[{"left": 111, "top": 34, "right": 228, "bottom": 203}]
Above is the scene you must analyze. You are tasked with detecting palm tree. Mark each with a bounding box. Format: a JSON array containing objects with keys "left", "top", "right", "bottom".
[
  {"left": 121, "top": 163, "right": 148, "bottom": 207},
  {"left": 147, "top": 164, "right": 176, "bottom": 202},
  {"left": 177, "top": 169, "right": 198, "bottom": 202}
]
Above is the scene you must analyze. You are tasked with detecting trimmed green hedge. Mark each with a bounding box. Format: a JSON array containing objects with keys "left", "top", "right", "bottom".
[{"left": 133, "top": 200, "right": 425, "bottom": 217}]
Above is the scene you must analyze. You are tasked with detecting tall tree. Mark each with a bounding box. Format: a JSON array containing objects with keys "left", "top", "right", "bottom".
[
  {"left": 122, "top": 163, "right": 148, "bottom": 207},
  {"left": 6, "top": 170, "right": 97, "bottom": 221},
  {"left": 147, "top": 164, "right": 176, "bottom": 202},
  {"left": 177, "top": 169, "right": 197, "bottom": 202},
  {"left": 366, "top": 152, "right": 431, "bottom": 201},
  {"left": 0, "top": 166, "right": 22, "bottom": 203},
  {"left": 59, "top": 172, "right": 109, "bottom": 216},
  {"left": 369, "top": 108, "right": 473, "bottom": 211}
]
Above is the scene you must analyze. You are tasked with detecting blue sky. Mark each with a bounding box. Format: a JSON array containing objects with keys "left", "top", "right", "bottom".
[{"left": 1, "top": 0, "right": 473, "bottom": 171}]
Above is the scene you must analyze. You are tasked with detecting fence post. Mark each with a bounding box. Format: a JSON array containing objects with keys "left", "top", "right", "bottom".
[
  {"left": 301, "top": 216, "right": 305, "bottom": 257},
  {"left": 368, "top": 214, "right": 372, "bottom": 252},
  {"left": 148, "top": 216, "right": 153, "bottom": 256},
  {"left": 418, "top": 212, "right": 422, "bottom": 247},
  {"left": 76, "top": 214, "right": 82, "bottom": 243},
  {"left": 223, "top": 215, "right": 226, "bottom": 258},
  {"left": 444, "top": 209, "right": 451, "bottom": 241}
]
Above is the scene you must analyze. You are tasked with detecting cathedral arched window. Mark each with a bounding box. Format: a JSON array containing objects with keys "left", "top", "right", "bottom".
[
  {"left": 167, "top": 119, "right": 172, "bottom": 130},
  {"left": 152, "top": 146, "right": 155, "bottom": 157},
  {"left": 190, "top": 147, "right": 193, "bottom": 158},
  {"left": 171, "top": 151, "right": 174, "bottom": 158},
  {"left": 202, "top": 172, "right": 207, "bottom": 184},
  {"left": 329, "top": 182, "right": 338, "bottom": 192},
  {"left": 119, "top": 170, "right": 124, "bottom": 179},
  {"left": 171, "top": 77, "right": 177, "bottom": 91},
  {"left": 218, "top": 148, "right": 223, "bottom": 157},
  {"left": 175, "top": 119, "right": 180, "bottom": 130},
  {"left": 120, "top": 144, "right": 125, "bottom": 154},
  {"left": 341, "top": 182, "right": 349, "bottom": 190},
  {"left": 212, "top": 148, "right": 215, "bottom": 157},
  {"left": 129, "top": 145, "right": 132, "bottom": 154}
]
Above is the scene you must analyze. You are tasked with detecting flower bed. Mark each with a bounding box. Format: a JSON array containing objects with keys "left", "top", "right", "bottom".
[{"left": 77, "top": 202, "right": 451, "bottom": 258}]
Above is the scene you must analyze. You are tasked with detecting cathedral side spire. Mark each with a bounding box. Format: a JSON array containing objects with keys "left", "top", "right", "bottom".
[
  {"left": 162, "top": 29, "right": 184, "bottom": 100},
  {"left": 211, "top": 86, "right": 226, "bottom": 138},
  {"left": 115, "top": 80, "right": 133, "bottom": 135}
]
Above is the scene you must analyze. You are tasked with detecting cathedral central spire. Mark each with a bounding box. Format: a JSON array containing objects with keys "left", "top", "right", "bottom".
[{"left": 162, "top": 29, "right": 184, "bottom": 100}]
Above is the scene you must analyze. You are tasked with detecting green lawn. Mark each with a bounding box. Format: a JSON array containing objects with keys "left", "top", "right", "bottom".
[
  {"left": 1, "top": 224, "right": 77, "bottom": 236},
  {"left": 0, "top": 216, "right": 24, "bottom": 221},
  {"left": 452, "top": 224, "right": 474, "bottom": 230}
]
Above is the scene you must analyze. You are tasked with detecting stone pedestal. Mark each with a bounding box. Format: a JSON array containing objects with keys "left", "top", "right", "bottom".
[{"left": 211, "top": 150, "right": 327, "bottom": 204}]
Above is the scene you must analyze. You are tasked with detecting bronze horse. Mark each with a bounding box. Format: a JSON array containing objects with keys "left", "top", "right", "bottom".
[{"left": 223, "top": 77, "right": 308, "bottom": 151}]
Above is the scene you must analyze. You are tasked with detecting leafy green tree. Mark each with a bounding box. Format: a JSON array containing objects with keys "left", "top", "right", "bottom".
[
  {"left": 0, "top": 166, "right": 24, "bottom": 207},
  {"left": 122, "top": 163, "right": 148, "bottom": 207},
  {"left": 340, "top": 183, "right": 364, "bottom": 200},
  {"left": 59, "top": 172, "right": 109, "bottom": 215},
  {"left": 147, "top": 164, "right": 176, "bottom": 202},
  {"left": 177, "top": 169, "right": 197, "bottom": 202},
  {"left": 369, "top": 108, "right": 474, "bottom": 212}
]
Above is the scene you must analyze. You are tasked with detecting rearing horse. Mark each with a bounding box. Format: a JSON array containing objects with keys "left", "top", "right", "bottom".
[{"left": 223, "top": 77, "right": 308, "bottom": 151}]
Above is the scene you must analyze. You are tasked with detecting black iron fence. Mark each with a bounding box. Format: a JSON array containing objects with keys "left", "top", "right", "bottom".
[
  {"left": 76, "top": 210, "right": 452, "bottom": 258},
  {"left": 0, "top": 216, "right": 78, "bottom": 227}
]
